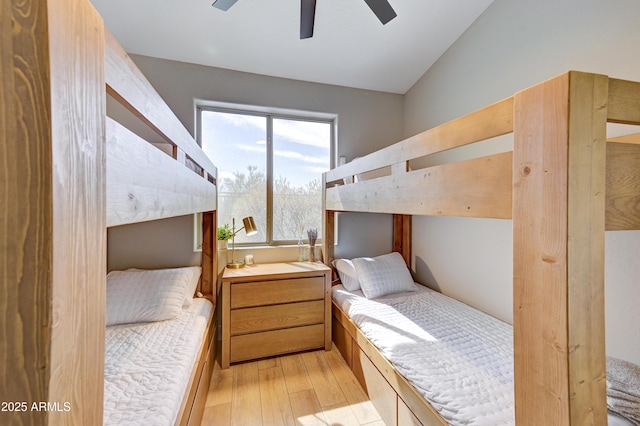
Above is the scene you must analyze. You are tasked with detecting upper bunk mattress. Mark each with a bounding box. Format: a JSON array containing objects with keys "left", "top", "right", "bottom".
[
  {"left": 104, "top": 297, "right": 213, "bottom": 425},
  {"left": 333, "top": 284, "right": 515, "bottom": 425}
]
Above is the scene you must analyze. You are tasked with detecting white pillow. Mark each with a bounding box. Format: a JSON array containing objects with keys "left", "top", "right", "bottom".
[
  {"left": 106, "top": 268, "right": 190, "bottom": 326},
  {"left": 332, "top": 259, "right": 360, "bottom": 291},
  {"left": 352, "top": 252, "right": 416, "bottom": 299},
  {"left": 127, "top": 266, "right": 201, "bottom": 307},
  {"left": 182, "top": 266, "right": 202, "bottom": 307}
]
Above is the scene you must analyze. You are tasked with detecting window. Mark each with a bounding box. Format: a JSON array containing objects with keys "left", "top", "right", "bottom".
[{"left": 198, "top": 105, "right": 334, "bottom": 245}]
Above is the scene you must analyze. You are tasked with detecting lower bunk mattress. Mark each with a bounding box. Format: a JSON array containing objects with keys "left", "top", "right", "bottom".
[
  {"left": 333, "top": 284, "right": 637, "bottom": 426},
  {"left": 104, "top": 298, "right": 213, "bottom": 425}
]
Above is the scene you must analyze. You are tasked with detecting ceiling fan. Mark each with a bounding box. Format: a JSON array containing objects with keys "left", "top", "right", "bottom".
[{"left": 212, "top": 0, "right": 397, "bottom": 39}]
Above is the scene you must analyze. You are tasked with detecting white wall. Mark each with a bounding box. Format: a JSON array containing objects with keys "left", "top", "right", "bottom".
[
  {"left": 107, "top": 57, "right": 403, "bottom": 271},
  {"left": 404, "top": 0, "right": 640, "bottom": 364}
]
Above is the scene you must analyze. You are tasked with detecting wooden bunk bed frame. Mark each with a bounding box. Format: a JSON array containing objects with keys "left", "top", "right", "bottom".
[
  {"left": 104, "top": 30, "right": 219, "bottom": 426},
  {"left": 2, "top": 0, "right": 218, "bottom": 424},
  {"left": 323, "top": 71, "right": 640, "bottom": 425}
]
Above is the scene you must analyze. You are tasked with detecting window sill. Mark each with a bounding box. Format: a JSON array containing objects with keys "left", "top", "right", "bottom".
[{"left": 220, "top": 244, "right": 318, "bottom": 251}]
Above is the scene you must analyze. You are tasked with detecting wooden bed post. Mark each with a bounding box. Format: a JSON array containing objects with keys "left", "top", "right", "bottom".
[
  {"left": 513, "top": 71, "right": 608, "bottom": 425},
  {"left": 2, "top": 1, "right": 107, "bottom": 424},
  {"left": 324, "top": 210, "right": 335, "bottom": 265},
  {"left": 323, "top": 173, "right": 335, "bottom": 266},
  {"left": 202, "top": 210, "right": 217, "bottom": 299},
  {"left": 393, "top": 214, "right": 411, "bottom": 268}
]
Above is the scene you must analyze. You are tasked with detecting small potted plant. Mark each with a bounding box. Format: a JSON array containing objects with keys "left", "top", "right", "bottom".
[{"left": 217, "top": 224, "right": 232, "bottom": 250}]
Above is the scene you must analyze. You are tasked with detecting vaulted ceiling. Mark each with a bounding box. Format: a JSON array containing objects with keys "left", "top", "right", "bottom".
[{"left": 91, "top": 0, "right": 493, "bottom": 94}]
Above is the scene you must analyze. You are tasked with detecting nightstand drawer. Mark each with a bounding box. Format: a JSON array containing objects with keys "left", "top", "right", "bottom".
[
  {"left": 230, "top": 277, "right": 325, "bottom": 308},
  {"left": 230, "top": 300, "right": 324, "bottom": 335},
  {"left": 221, "top": 262, "right": 332, "bottom": 368},
  {"left": 230, "top": 324, "right": 325, "bottom": 363}
]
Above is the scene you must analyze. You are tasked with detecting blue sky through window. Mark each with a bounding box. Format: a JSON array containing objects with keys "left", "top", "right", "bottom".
[
  {"left": 201, "top": 111, "right": 330, "bottom": 189},
  {"left": 200, "top": 109, "right": 331, "bottom": 243}
]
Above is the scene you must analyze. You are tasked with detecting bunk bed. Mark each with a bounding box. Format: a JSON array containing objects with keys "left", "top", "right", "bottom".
[
  {"left": 322, "top": 71, "right": 640, "bottom": 425},
  {"left": 2, "top": 1, "right": 218, "bottom": 424},
  {"left": 103, "top": 28, "right": 219, "bottom": 426}
]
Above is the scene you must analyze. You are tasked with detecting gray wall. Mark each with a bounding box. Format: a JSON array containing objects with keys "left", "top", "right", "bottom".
[
  {"left": 107, "top": 57, "right": 403, "bottom": 271},
  {"left": 108, "top": 215, "right": 200, "bottom": 271},
  {"left": 403, "top": 0, "right": 640, "bottom": 364}
]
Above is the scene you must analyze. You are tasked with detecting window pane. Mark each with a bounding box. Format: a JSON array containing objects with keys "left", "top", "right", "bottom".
[
  {"left": 201, "top": 110, "right": 266, "bottom": 244},
  {"left": 272, "top": 118, "right": 331, "bottom": 241}
]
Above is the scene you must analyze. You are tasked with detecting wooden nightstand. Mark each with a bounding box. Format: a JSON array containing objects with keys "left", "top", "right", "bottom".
[{"left": 221, "top": 262, "right": 332, "bottom": 369}]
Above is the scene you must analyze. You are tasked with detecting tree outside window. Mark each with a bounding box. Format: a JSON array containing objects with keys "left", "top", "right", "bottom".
[{"left": 199, "top": 107, "right": 333, "bottom": 245}]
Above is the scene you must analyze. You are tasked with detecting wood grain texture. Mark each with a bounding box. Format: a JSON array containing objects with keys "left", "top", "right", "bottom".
[
  {"left": 230, "top": 324, "right": 325, "bottom": 363},
  {"left": 230, "top": 277, "right": 325, "bottom": 308},
  {"left": 1, "top": 0, "right": 52, "bottom": 423},
  {"left": 332, "top": 312, "right": 354, "bottom": 368},
  {"left": 607, "top": 78, "right": 640, "bottom": 125},
  {"left": 608, "top": 132, "right": 640, "bottom": 145},
  {"left": 289, "top": 389, "right": 328, "bottom": 426},
  {"left": 222, "top": 263, "right": 331, "bottom": 368},
  {"left": 353, "top": 346, "right": 397, "bottom": 426},
  {"left": 322, "top": 267, "right": 332, "bottom": 350},
  {"left": 202, "top": 403, "right": 231, "bottom": 426},
  {"left": 280, "top": 354, "right": 313, "bottom": 394},
  {"left": 323, "top": 192, "right": 335, "bottom": 266},
  {"left": 47, "top": 0, "right": 107, "bottom": 424},
  {"left": 301, "top": 350, "right": 347, "bottom": 407},
  {"left": 324, "top": 97, "right": 513, "bottom": 184},
  {"left": 106, "top": 118, "right": 216, "bottom": 226},
  {"left": 513, "top": 71, "right": 608, "bottom": 425},
  {"left": 398, "top": 397, "right": 422, "bottom": 426},
  {"left": 206, "top": 347, "right": 382, "bottom": 425},
  {"left": 230, "top": 300, "right": 324, "bottom": 335},
  {"left": 259, "top": 367, "right": 296, "bottom": 425},
  {"left": 332, "top": 303, "right": 447, "bottom": 426},
  {"left": 326, "top": 152, "right": 512, "bottom": 219},
  {"left": 606, "top": 142, "right": 640, "bottom": 230},
  {"left": 2, "top": 1, "right": 218, "bottom": 424},
  {"left": 193, "top": 325, "right": 217, "bottom": 424},
  {"left": 566, "top": 72, "right": 608, "bottom": 426},
  {"left": 319, "top": 71, "right": 640, "bottom": 425},
  {"left": 201, "top": 210, "right": 217, "bottom": 296},
  {"left": 104, "top": 30, "right": 217, "bottom": 178},
  {"left": 513, "top": 72, "right": 571, "bottom": 426},
  {"left": 221, "top": 279, "right": 231, "bottom": 369},
  {"left": 324, "top": 345, "right": 382, "bottom": 425},
  {"left": 177, "top": 313, "right": 215, "bottom": 425},
  {"left": 222, "top": 260, "right": 332, "bottom": 282},
  {"left": 231, "top": 362, "right": 262, "bottom": 426},
  {"left": 393, "top": 215, "right": 411, "bottom": 267},
  {"left": 207, "top": 360, "right": 234, "bottom": 407}
]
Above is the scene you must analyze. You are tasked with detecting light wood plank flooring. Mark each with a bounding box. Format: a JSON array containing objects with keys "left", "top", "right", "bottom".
[{"left": 202, "top": 345, "right": 384, "bottom": 426}]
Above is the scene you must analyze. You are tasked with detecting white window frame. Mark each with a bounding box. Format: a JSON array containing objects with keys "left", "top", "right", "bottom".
[{"left": 196, "top": 101, "right": 337, "bottom": 246}]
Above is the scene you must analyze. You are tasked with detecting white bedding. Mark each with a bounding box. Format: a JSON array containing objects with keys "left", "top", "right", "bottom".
[
  {"left": 104, "top": 298, "right": 213, "bottom": 426},
  {"left": 334, "top": 284, "right": 635, "bottom": 426},
  {"left": 333, "top": 284, "right": 514, "bottom": 425}
]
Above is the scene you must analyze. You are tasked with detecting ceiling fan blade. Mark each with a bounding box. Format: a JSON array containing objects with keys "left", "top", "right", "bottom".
[
  {"left": 363, "top": 0, "right": 397, "bottom": 24},
  {"left": 212, "top": 0, "right": 238, "bottom": 11},
  {"left": 300, "top": 0, "right": 316, "bottom": 39}
]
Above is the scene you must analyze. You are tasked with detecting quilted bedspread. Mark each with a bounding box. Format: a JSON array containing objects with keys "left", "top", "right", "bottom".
[
  {"left": 333, "top": 284, "right": 515, "bottom": 425},
  {"left": 104, "top": 298, "right": 212, "bottom": 425}
]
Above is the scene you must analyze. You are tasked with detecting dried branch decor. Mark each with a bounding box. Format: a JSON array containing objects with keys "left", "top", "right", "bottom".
[
  {"left": 307, "top": 228, "right": 318, "bottom": 262},
  {"left": 307, "top": 228, "right": 318, "bottom": 246}
]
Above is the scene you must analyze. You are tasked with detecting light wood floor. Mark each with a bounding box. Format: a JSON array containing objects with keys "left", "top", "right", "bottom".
[{"left": 202, "top": 345, "right": 384, "bottom": 426}]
